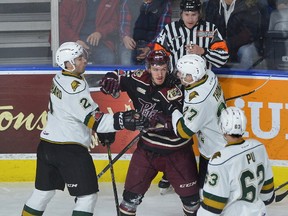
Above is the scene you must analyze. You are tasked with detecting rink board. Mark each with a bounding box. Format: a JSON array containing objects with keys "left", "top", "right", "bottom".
[{"left": 0, "top": 67, "right": 287, "bottom": 187}]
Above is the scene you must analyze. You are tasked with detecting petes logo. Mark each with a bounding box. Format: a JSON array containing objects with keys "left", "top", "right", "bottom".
[
  {"left": 197, "top": 31, "right": 214, "bottom": 38},
  {"left": 167, "top": 87, "right": 182, "bottom": 100},
  {"left": 71, "top": 80, "right": 81, "bottom": 91}
]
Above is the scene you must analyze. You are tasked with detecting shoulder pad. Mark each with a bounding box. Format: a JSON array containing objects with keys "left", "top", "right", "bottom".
[
  {"left": 54, "top": 73, "right": 87, "bottom": 94},
  {"left": 131, "top": 69, "right": 150, "bottom": 85},
  {"left": 185, "top": 70, "right": 217, "bottom": 104},
  {"left": 132, "top": 69, "right": 145, "bottom": 78}
]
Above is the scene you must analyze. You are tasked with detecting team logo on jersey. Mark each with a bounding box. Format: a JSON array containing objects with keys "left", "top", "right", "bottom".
[
  {"left": 167, "top": 87, "right": 182, "bottom": 101},
  {"left": 197, "top": 30, "right": 214, "bottom": 38},
  {"left": 134, "top": 69, "right": 144, "bottom": 77},
  {"left": 71, "top": 80, "right": 81, "bottom": 92},
  {"left": 189, "top": 91, "right": 199, "bottom": 101},
  {"left": 211, "top": 151, "right": 221, "bottom": 161}
]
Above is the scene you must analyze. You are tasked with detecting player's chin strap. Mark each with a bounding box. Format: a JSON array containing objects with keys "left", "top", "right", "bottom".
[{"left": 225, "top": 75, "right": 271, "bottom": 102}]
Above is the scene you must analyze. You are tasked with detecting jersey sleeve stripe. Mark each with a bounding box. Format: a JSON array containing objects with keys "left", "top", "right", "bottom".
[
  {"left": 261, "top": 177, "right": 274, "bottom": 193},
  {"left": 84, "top": 114, "right": 95, "bottom": 129},
  {"left": 210, "top": 41, "right": 229, "bottom": 52},
  {"left": 176, "top": 118, "right": 194, "bottom": 139},
  {"left": 201, "top": 191, "right": 228, "bottom": 214}
]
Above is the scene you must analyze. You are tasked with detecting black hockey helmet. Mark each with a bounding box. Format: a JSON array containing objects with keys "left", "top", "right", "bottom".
[
  {"left": 180, "top": 0, "right": 201, "bottom": 12},
  {"left": 145, "top": 49, "right": 170, "bottom": 69}
]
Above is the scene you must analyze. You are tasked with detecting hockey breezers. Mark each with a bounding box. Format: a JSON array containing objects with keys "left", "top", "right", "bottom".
[{"left": 275, "top": 181, "right": 288, "bottom": 202}]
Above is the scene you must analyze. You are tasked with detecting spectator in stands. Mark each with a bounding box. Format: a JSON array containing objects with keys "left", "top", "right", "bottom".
[
  {"left": 152, "top": 0, "right": 229, "bottom": 72},
  {"left": 118, "top": 0, "right": 172, "bottom": 65},
  {"left": 269, "top": 0, "right": 288, "bottom": 30},
  {"left": 205, "top": 0, "right": 269, "bottom": 69},
  {"left": 59, "top": 0, "right": 119, "bottom": 65}
]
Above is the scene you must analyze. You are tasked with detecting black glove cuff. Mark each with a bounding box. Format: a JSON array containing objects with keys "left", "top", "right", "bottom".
[{"left": 113, "top": 112, "right": 124, "bottom": 130}]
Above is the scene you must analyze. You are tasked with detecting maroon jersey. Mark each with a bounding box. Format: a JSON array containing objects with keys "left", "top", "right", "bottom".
[{"left": 118, "top": 69, "right": 193, "bottom": 154}]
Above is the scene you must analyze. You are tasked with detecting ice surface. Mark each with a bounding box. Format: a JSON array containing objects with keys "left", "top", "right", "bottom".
[{"left": 0, "top": 182, "right": 287, "bottom": 215}]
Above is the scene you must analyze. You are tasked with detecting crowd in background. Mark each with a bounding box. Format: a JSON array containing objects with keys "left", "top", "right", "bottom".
[{"left": 57, "top": 0, "right": 288, "bottom": 70}]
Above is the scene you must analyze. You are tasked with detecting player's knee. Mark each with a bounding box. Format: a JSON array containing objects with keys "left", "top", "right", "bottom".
[
  {"left": 73, "top": 193, "right": 98, "bottom": 214},
  {"left": 119, "top": 190, "right": 144, "bottom": 216},
  {"left": 24, "top": 189, "right": 56, "bottom": 212},
  {"left": 181, "top": 194, "right": 200, "bottom": 216}
]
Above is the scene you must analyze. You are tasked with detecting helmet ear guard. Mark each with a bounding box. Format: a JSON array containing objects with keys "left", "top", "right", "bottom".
[
  {"left": 176, "top": 54, "right": 206, "bottom": 85},
  {"left": 219, "top": 107, "right": 247, "bottom": 135},
  {"left": 55, "top": 42, "right": 84, "bottom": 72}
]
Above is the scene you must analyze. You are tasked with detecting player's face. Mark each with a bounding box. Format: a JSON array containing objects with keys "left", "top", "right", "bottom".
[
  {"left": 181, "top": 11, "right": 200, "bottom": 29},
  {"left": 177, "top": 71, "right": 194, "bottom": 86},
  {"left": 73, "top": 54, "right": 87, "bottom": 75},
  {"left": 149, "top": 64, "right": 168, "bottom": 85}
]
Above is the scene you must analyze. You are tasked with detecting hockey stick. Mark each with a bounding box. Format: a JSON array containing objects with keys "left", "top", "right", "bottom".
[
  {"left": 275, "top": 181, "right": 288, "bottom": 202},
  {"left": 97, "top": 131, "right": 143, "bottom": 179},
  {"left": 276, "top": 191, "right": 288, "bottom": 202},
  {"left": 106, "top": 143, "right": 121, "bottom": 216},
  {"left": 225, "top": 76, "right": 271, "bottom": 102},
  {"left": 275, "top": 181, "right": 288, "bottom": 191}
]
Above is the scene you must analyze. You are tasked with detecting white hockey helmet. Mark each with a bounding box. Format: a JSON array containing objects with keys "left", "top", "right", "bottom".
[
  {"left": 55, "top": 42, "right": 84, "bottom": 72},
  {"left": 176, "top": 54, "right": 206, "bottom": 85},
  {"left": 219, "top": 107, "right": 247, "bottom": 135}
]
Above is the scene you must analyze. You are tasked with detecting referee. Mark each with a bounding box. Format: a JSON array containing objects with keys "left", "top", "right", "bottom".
[{"left": 154, "top": 0, "right": 229, "bottom": 72}]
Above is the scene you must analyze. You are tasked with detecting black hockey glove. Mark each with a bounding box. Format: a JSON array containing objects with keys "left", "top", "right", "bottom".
[
  {"left": 113, "top": 110, "right": 149, "bottom": 131},
  {"left": 166, "top": 72, "right": 181, "bottom": 87},
  {"left": 149, "top": 112, "right": 172, "bottom": 131},
  {"left": 97, "top": 132, "right": 116, "bottom": 146},
  {"left": 100, "top": 72, "right": 120, "bottom": 97}
]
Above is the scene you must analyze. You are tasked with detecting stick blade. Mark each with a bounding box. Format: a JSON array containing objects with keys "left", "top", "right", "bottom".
[{"left": 275, "top": 191, "right": 288, "bottom": 202}]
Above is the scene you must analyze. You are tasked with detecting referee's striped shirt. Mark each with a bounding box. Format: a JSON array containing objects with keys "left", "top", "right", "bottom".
[{"left": 155, "top": 19, "right": 229, "bottom": 72}]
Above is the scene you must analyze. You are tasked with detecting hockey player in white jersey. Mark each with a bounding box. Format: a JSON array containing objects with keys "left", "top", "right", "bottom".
[
  {"left": 167, "top": 54, "right": 227, "bottom": 190},
  {"left": 197, "top": 107, "right": 275, "bottom": 216},
  {"left": 21, "top": 42, "right": 148, "bottom": 216}
]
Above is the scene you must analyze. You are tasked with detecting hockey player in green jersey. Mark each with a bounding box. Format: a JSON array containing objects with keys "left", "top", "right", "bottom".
[
  {"left": 198, "top": 107, "right": 275, "bottom": 215},
  {"left": 21, "top": 42, "right": 148, "bottom": 216}
]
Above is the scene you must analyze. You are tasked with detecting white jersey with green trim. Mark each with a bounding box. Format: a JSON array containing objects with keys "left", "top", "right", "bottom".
[
  {"left": 182, "top": 70, "right": 226, "bottom": 158},
  {"left": 40, "top": 71, "right": 116, "bottom": 148},
  {"left": 198, "top": 139, "right": 274, "bottom": 216}
]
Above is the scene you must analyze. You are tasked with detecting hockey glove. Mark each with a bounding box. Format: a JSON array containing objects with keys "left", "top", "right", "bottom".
[
  {"left": 113, "top": 110, "right": 149, "bottom": 131},
  {"left": 97, "top": 132, "right": 116, "bottom": 146},
  {"left": 166, "top": 72, "right": 181, "bottom": 87},
  {"left": 149, "top": 112, "right": 172, "bottom": 131},
  {"left": 100, "top": 72, "right": 120, "bottom": 97}
]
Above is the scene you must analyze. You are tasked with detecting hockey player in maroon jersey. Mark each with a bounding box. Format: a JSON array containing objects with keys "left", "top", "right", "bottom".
[{"left": 100, "top": 49, "right": 200, "bottom": 216}]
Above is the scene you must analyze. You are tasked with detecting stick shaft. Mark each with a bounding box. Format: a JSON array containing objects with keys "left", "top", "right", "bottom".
[
  {"left": 97, "top": 132, "right": 142, "bottom": 179},
  {"left": 275, "top": 181, "right": 288, "bottom": 192},
  {"left": 107, "top": 144, "right": 120, "bottom": 215}
]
